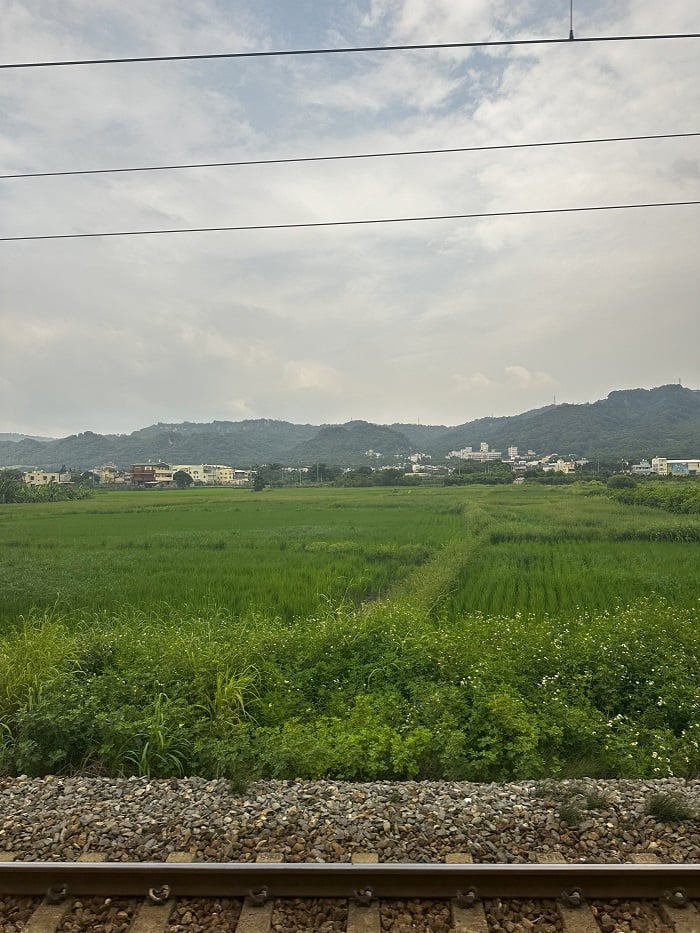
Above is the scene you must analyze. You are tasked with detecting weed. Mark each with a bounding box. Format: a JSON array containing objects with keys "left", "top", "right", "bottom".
[
  {"left": 533, "top": 779, "right": 562, "bottom": 800},
  {"left": 645, "top": 792, "right": 696, "bottom": 822},
  {"left": 228, "top": 775, "right": 250, "bottom": 796},
  {"left": 558, "top": 799, "right": 585, "bottom": 826},
  {"left": 584, "top": 788, "right": 611, "bottom": 810},
  {"left": 125, "top": 693, "right": 192, "bottom": 778},
  {"left": 203, "top": 669, "right": 258, "bottom": 727}
]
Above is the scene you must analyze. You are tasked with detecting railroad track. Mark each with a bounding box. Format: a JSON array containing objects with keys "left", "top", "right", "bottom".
[{"left": 0, "top": 851, "right": 697, "bottom": 933}]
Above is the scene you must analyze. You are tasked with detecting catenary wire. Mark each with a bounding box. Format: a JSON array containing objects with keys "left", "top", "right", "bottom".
[
  {"left": 1, "top": 200, "right": 697, "bottom": 243},
  {"left": 2, "top": 132, "right": 698, "bottom": 181},
  {"left": 1, "top": 33, "right": 699, "bottom": 69}
]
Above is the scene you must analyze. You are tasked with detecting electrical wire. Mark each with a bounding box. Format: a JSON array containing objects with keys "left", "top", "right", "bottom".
[
  {"left": 2, "top": 33, "right": 699, "bottom": 69},
  {"left": 2, "top": 200, "right": 697, "bottom": 243},
  {"left": 2, "top": 132, "right": 697, "bottom": 181}
]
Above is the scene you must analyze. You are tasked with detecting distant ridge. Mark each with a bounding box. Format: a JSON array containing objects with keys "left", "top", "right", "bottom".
[
  {"left": 0, "top": 433, "right": 53, "bottom": 443},
  {"left": 0, "top": 385, "right": 698, "bottom": 469}
]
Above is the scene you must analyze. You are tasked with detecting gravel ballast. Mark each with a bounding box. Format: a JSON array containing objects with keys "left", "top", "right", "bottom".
[{"left": 0, "top": 777, "right": 697, "bottom": 864}]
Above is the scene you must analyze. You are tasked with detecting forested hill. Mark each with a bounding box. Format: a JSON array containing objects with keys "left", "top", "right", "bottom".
[
  {"left": 1, "top": 385, "right": 698, "bottom": 469},
  {"left": 429, "top": 384, "right": 700, "bottom": 460}
]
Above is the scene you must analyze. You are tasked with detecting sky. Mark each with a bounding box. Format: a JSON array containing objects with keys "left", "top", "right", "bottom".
[{"left": 0, "top": 0, "right": 698, "bottom": 438}]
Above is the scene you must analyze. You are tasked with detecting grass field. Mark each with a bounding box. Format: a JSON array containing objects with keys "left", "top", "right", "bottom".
[{"left": 1, "top": 482, "right": 698, "bottom": 782}]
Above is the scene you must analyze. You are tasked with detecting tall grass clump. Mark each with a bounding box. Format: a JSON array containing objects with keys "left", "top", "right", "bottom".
[
  {"left": 0, "top": 613, "right": 79, "bottom": 717},
  {"left": 645, "top": 791, "right": 697, "bottom": 822}
]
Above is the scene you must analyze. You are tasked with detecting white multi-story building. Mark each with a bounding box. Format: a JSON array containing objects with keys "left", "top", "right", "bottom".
[
  {"left": 172, "top": 464, "right": 220, "bottom": 484},
  {"left": 171, "top": 464, "right": 252, "bottom": 485},
  {"left": 448, "top": 442, "right": 502, "bottom": 462}
]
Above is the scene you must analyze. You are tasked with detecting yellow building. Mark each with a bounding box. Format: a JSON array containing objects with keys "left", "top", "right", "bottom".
[{"left": 23, "top": 470, "right": 61, "bottom": 485}]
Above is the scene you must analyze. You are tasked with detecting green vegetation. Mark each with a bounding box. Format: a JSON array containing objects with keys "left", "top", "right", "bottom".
[
  {"left": 0, "top": 470, "right": 92, "bottom": 504},
  {"left": 444, "top": 462, "right": 514, "bottom": 485},
  {"left": 0, "top": 484, "right": 698, "bottom": 781},
  {"left": 610, "top": 479, "right": 700, "bottom": 514},
  {"left": 335, "top": 467, "right": 420, "bottom": 486},
  {"left": 1, "top": 598, "right": 697, "bottom": 781}
]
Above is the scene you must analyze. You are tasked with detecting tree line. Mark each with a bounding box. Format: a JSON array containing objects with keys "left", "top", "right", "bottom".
[{"left": 0, "top": 470, "right": 93, "bottom": 504}]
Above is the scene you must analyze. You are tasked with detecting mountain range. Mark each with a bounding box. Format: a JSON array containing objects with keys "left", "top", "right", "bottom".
[{"left": 1, "top": 385, "right": 698, "bottom": 470}]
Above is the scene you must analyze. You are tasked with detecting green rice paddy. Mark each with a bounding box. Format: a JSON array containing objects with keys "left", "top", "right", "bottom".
[{"left": 1, "top": 483, "right": 697, "bottom": 625}]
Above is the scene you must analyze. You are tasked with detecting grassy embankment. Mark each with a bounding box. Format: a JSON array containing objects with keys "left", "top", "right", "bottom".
[{"left": 0, "top": 483, "right": 698, "bottom": 781}]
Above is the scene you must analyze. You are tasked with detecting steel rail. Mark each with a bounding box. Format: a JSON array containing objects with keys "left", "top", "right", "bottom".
[{"left": 0, "top": 861, "right": 697, "bottom": 900}]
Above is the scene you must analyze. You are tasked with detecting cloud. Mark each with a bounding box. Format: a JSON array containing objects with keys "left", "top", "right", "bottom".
[
  {"left": 361, "top": 0, "right": 514, "bottom": 43},
  {"left": 284, "top": 360, "right": 342, "bottom": 392},
  {"left": 452, "top": 372, "right": 493, "bottom": 390},
  {"left": 0, "top": 0, "right": 697, "bottom": 436},
  {"left": 179, "top": 326, "right": 275, "bottom": 369},
  {"left": 225, "top": 397, "right": 256, "bottom": 418},
  {"left": 505, "top": 366, "right": 555, "bottom": 389},
  {"left": 300, "top": 54, "right": 463, "bottom": 114}
]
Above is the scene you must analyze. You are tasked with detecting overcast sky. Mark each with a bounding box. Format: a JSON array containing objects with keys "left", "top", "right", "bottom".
[{"left": 1, "top": 1, "right": 698, "bottom": 437}]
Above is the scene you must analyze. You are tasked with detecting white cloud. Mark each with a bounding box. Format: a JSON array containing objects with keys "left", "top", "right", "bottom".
[
  {"left": 225, "top": 397, "right": 256, "bottom": 417},
  {"left": 300, "top": 53, "right": 462, "bottom": 114},
  {"left": 505, "top": 366, "right": 555, "bottom": 389},
  {"left": 284, "top": 360, "right": 342, "bottom": 392},
  {"left": 452, "top": 372, "right": 493, "bottom": 390}
]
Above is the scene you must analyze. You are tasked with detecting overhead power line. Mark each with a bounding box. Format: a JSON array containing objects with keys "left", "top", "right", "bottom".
[
  {"left": 2, "top": 132, "right": 697, "bottom": 181},
  {"left": 1, "top": 33, "right": 698, "bottom": 70},
  {"left": 2, "top": 200, "right": 697, "bottom": 243}
]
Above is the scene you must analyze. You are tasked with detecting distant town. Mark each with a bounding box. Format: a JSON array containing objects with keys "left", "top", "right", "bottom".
[{"left": 18, "top": 446, "right": 700, "bottom": 488}]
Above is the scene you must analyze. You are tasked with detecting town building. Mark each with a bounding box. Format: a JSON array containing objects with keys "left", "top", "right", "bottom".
[
  {"left": 171, "top": 464, "right": 252, "bottom": 485},
  {"left": 447, "top": 442, "right": 502, "bottom": 462},
  {"left": 23, "top": 470, "right": 62, "bottom": 485},
  {"left": 651, "top": 457, "right": 700, "bottom": 475},
  {"left": 130, "top": 463, "right": 173, "bottom": 485},
  {"left": 542, "top": 459, "right": 576, "bottom": 474}
]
